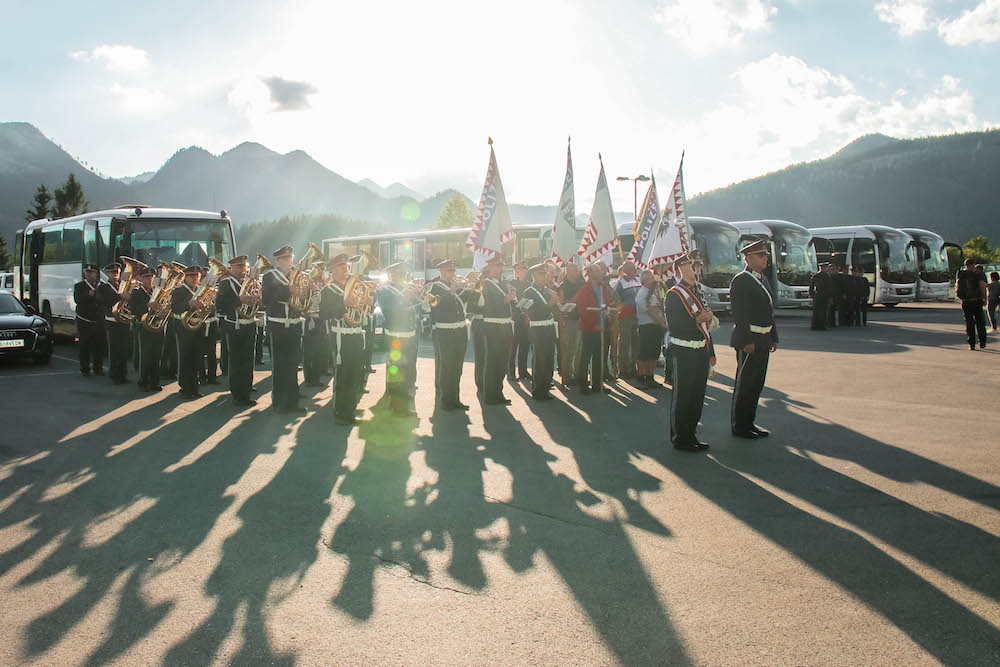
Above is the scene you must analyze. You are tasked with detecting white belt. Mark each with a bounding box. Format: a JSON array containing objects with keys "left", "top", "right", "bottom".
[
  {"left": 434, "top": 321, "right": 467, "bottom": 330},
  {"left": 76, "top": 315, "right": 96, "bottom": 323},
  {"left": 529, "top": 319, "right": 558, "bottom": 327},
  {"left": 749, "top": 324, "right": 773, "bottom": 334},
  {"left": 386, "top": 330, "right": 416, "bottom": 338},
  {"left": 225, "top": 317, "right": 255, "bottom": 325},
  {"left": 267, "top": 315, "right": 304, "bottom": 325},
  {"left": 483, "top": 317, "right": 513, "bottom": 324},
  {"left": 330, "top": 326, "right": 364, "bottom": 335},
  {"left": 470, "top": 314, "right": 484, "bottom": 321},
  {"left": 204, "top": 316, "right": 218, "bottom": 324},
  {"left": 172, "top": 314, "right": 184, "bottom": 320},
  {"left": 670, "top": 337, "right": 707, "bottom": 349},
  {"left": 104, "top": 316, "right": 118, "bottom": 323}
]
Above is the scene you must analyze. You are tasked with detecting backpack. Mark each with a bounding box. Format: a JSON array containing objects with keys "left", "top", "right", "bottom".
[{"left": 956, "top": 270, "right": 981, "bottom": 300}]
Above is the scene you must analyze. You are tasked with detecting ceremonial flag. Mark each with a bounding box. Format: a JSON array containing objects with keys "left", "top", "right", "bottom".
[
  {"left": 550, "top": 137, "right": 577, "bottom": 268},
  {"left": 577, "top": 155, "right": 618, "bottom": 266},
  {"left": 466, "top": 138, "right": 514, "bottom": 271},
  {"left": 627, "top": 174, "right": 660, "bottom": 268},
  {"left": 646, "top": 152, "right": 690, "bottom": 271}
]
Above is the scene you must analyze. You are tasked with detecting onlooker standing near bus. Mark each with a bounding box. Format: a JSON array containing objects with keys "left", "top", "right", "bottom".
[
  {"left": 73, "top": 264, "right": 106, "bottom": 377},
  {"left": 614, "top": 260, "right": 641, "bottom": 380},
  {"left": 956, "top": 259, "right": 987, "bottom": 350},
  {"left": 634, "top": 269, "right": 665, "bottom": 389},
  {"left": 987, "top": 271, "right": 999, "bottom": 333},
  {"left": 852, "top": 266, "right": 870, "bottom": 326}
]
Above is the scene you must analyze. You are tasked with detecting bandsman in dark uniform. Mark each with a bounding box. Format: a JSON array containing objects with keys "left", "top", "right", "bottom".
[
  {"left": 664, "top": 252, "right": 715, "bottom": 451},
  {"left": 524, "top": 262, "right": 560, "bottom": 400},
  {"left": 217, "top": 255, "right": 259, "bottom": 406},
  {"left": 852, "top": 266, "right": 870, "bottom": 326},
  {"left": 171, "top": 265, "right": 203, "bottom": 399},
  {"left": 129, "top": 267, "right": 164, "bottom": 392},
  {"left": 321, "top": 253, "right": 368, "bottom": 424},
  {"left": 196, "top": 266, "right": 221, "bottom": 385},
  {"left": 73, "top": 264, "right": 106, "bottom": 377},
  {"left": 376, "top": 262, "right": 419, "bottom": 416},
  {"left": 429, "top": 259, "right": 472, "bottom": 411},
  {"left": 809, "top": 262, "right": 831, "bottom": 331},
  {"left": 262, "top": 245, "right": 305, "bottom": 414},
  {"left": 507, "top": 259, "right": 531, "bottom": 382},
  {"left": 730, "top": 239, "right": 778, "bottom": 439},
  {"left": 97, "top": 262, "right": 130, "bottom": 384},
  {"left": 480, "top": 255, "right": 517, "bottom": 405},
  {"left": 302, "top": 263, "right": 328, "bottom": 387}
]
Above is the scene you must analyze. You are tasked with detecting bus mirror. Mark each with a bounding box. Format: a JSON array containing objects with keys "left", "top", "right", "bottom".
[{"left": 941, "top": 242, "right": 963, "bottom": 263}]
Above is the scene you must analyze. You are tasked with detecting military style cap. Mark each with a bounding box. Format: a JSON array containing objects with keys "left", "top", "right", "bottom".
[
  {"left": 385, "top": 260, "right": 411, "bottom": 274},
  {"left": 512, "top": 259, "right": 528, "bottom": 269},
  {"left": 139, "top": 267, "right": 156, "bottom": 277},
  {"left": 485, "top": 255, "right": 504, "bottom": 267},
  {"left": 739, "top": 239, "right": 768, "bottom": 255},
  {"left": 83, "top": 263, "right": 99, "bottom": 272},
  {"left": 228, "top": 255, "right": 248, "bottom": 266},
  {"left": 328, "top": 253, "right": 349, "bottom": 267},
  {"left": 272, "top": 245, "right": 294, "bottom": 258},
  {"left": 183, "top": 265, "right": 201, "bottom": 275},
  {"left": 529, "top": 262, "right": 549, "bottom": 274},
  {"left": 103, "top": 262, "right": 122, "bottom": 272},
  {"left": 436, "top": 259, "right": 457, "bottom": 270},
  {"left": 672, "top": 251, "right": 704, "bottom": 269}
]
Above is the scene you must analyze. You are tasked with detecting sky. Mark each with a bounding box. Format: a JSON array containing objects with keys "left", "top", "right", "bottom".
[{"left": 2, "top": 0, "right": 998, "bottom": 215}]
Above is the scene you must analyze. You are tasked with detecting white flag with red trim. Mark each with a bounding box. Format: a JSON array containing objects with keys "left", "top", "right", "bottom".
[
  {"left": 627, "top": 175, "right": 660, "bottom": 269},
  {"left": 466, "top": 139, "right": 514, "bottom": 271},
  {"left": 647, "top": 153, "right": 690, "bottom": 272},
  {"left": 550, "top": 137, "right": 577, "bottom": 268},
  {"left": 577, "top": 155, "right": 618, "bottom": 265}
]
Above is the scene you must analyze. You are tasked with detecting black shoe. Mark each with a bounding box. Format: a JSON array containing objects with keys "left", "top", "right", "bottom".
[
  {"left": 335, "top": 416, "right": 358, "bottom": 425},
  {"left": 289, "top": 406, "right": 307, "bottom": 414},
  {"left": 732, "top": 430, "right": 759, "bottom": 439},
  {"left": 455, "top": 402, "right": 470, "bottom": 410},
  {"left": 751, "top": 426, "right": 770, "bottom": 437},
  {"left": 694, "top": 441, "right": 710, "bottom": 450},
  {"left": 519, "top": 372, "right": 532, "bottom": 380},
  {"left": 393, "top": 408, "right": 418, "bottom": 417},
  {"left": 532, "top": 393, "right": 554, "bottom": 400},
  {"left": 250, "top": 386, "right": 258, "bottom": 392},
  {"left": 94, "top": 368, "right": 105, "bottom": 376},
  {"left": 151, "top": 385, "right": 163, "bottom": 392},
  {"left": 81, "top": 370, "right": 91, "bottom": 377},
  {"left": 580, "top": 387, "right": 592, "bottom": 395},
  {"left": 138, "top": 383, "right": 149, "bottom": 391},
  {"left": 673, "top": 441, "right": 702, "bottom": 452}
]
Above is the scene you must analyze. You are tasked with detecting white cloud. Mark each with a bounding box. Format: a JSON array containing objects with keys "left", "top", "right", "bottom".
[
  {"left": 110, "top": 83, "right": 167, "bottom": 114},
  {"left": 938, "top": 0, "right": 1000, "bottom": 45},
  {"left": 653, "top": 0, "right": 777, "bottom": 53},
  {"left": 69, "top": 44, "right": 149, "bottom": 71},
  {"left": 684, "top": 54, "right": 989, "bottom": 191},
  {"left": 874, "top": 0, "right": 932, "bottom": 36}
]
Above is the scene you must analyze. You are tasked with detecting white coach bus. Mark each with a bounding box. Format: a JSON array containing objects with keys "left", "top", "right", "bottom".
[
  {"left": 900, "top": 228, "right": 962, "bottom": 302},
  {"left": 809, "top": 225, "right": 918, "bottom": 307},
  {"left": 14, "top": 207, "right": 237, "bottom": 335},
  {"left": 321, "top": 223, "right": 580, "bottom": 279},
  {"left": 617, "top": 216, "right": 743, "bottom": 311},
  {"left": 731, "top": 219, "right": 818, "bottom": 308}
]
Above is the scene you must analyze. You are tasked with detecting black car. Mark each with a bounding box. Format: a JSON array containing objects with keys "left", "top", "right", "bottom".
[{"left": 0, "top": 292, "right": 53, "bottom": 365}]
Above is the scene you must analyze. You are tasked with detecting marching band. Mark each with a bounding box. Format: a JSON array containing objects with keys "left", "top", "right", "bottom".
[{"left": 70, "top": 240, "right": 776, "bottom": 449}]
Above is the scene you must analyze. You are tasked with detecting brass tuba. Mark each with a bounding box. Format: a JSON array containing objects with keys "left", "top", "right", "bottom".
[
  {"left": 288, "top": 242, "right": 326, "bottom": 315},
  {"left": 237, "top": 254, "right": 271, "bottom": 320},
  {"left": 343, "top": 250, "right": 378, "bottom": 327},
  {"left": 111, "top": 256, "right": 149, "bottom": 324},
  {"left": 181, "top": 258, "right": 230, "bottom": 331},
  {"left": 141, "top": 262, "right": 186, "bottom": 333}
]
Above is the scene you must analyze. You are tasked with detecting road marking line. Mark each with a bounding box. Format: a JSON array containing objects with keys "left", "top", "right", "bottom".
[{"left": 0, "top": 371, "right": 79, "bottom": 379}]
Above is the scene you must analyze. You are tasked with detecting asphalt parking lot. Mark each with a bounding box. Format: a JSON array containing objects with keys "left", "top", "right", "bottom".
[{"left": 1, "top": 303, "right": 998, "bottom": 666}]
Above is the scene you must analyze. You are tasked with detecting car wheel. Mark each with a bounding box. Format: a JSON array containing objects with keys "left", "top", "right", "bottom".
[{"left": 42, "top": 302, "right": 53, "bottom": 325}]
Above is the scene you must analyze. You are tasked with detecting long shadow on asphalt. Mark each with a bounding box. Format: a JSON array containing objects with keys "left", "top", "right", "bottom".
[{"left": 652, "top": 375, "right": 1000, "bottom": 666}]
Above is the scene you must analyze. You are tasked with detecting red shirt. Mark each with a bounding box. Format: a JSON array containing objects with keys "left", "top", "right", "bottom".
[{"left": 574, "top": 281, "right": 612, "bottom": 333}]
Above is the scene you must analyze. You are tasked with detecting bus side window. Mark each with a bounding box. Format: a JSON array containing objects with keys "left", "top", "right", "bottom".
[
  {"left": 110, "top": 218, "right": 127, "bottom": 259},
  {"left": 63, "top": 221, "right": 84, "bottom": 262},
  {"left": 852, "top": 238, "right": 876, "bottom": 274},
  {"left": 41, "top": 226, "right": 62, "bottom": 263},
  {"left": 831, "top": 238, "right": 849, "bottom": 266}
]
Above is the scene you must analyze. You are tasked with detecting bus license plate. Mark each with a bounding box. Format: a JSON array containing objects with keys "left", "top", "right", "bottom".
[{"left": 0, "top": 339, "right": 24, "bottom": 348}]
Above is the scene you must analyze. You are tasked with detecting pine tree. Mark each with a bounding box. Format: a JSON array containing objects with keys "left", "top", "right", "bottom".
[
  {"left": 0, "top": 235, "right": 11, "bottom": 270},
  {"left": 433, "top": 193, "right": 475, "bottom": 229},
  {"left": 52, "top": 174, "right": 89, "bottom": 219},
  {"left": 26, "top": 184, "right": 52, "bottom": 221}
]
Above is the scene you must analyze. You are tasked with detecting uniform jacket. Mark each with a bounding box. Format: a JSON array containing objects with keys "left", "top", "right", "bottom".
[
  {"left": 854, "top": 275, "right": 870, "bottom": 303},
  {"left": 377, "top": 284, "right": 417, "bottom": 333},
  {"left": 808, "top": 272, "right": 830, "bottom": 298},
  {"left": 319, "top": 281, "right": 348, "bottom": 325},
  {"left": 524, "top": 282, "right": 557, "bottom": 325},
  {"left": 481, "top": 278, "right": 513, "bottom": 321},
  {"left": 171, "top": 282, "right": 197, "bottom": 318},
  {"left": 664, "top": 284, "right": 714, "bottom": 356},
  {"left": 261, "top": 268, "right": 302, "bottom": 325},
  {"left": 574, "top": 281, "right": 612, "bottom": 333},
  {"left": 96, "top": 280, "right": 122, "bottom": 320},
  {"left": 73, "top": 279, "right": 103, "bottom": 322},
  {"left": 129, "top": 285, "right": 153, "bottom": 320},
  {"left": 730, "top": 269, "right": 778, "bottom": 350},
  {"left": 216, "top": 276, "right": 245, "bottom": 322},
  {"left": 429, "top": 279, "right": 470, "bottom": 324}
]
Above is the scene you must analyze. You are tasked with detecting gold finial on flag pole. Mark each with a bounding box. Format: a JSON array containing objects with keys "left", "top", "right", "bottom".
[{"left": 488, "top": 137, "right": 493, "bottom": 145}]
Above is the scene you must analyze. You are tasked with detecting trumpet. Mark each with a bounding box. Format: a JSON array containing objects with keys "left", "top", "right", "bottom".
[
  {"left": 111, "top": 256, "right": 149, "bottom": 324},
  {"left": 289, "top": 242, "right": 326, "bottom": 315},
  {"left": 237, "top": 254, "right": 270, "bottom": 320},
  {"left": 451, "top": 271, "right": 482, "bottom": 292}
]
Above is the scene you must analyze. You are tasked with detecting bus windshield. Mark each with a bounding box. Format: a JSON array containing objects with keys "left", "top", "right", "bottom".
[
  {"left": 774, "top": 227, "right": 816, "bottom": 286},
  {"left": 875, "top": 229, "right": 916, "bottom": 284},
  {"left": 695, "top": 225, "right": 742, "bottom": 288},
  {"left": 918, "top": 237, "right": 950, "bottom": 283},
  {"left": 128, "top": 219, "right": 234, "bottom": 268}
]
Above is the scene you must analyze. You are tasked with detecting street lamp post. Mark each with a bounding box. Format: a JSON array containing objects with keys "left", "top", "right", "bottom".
[{"left": 616, "top": 174, "right": 651, "bottom": 220}]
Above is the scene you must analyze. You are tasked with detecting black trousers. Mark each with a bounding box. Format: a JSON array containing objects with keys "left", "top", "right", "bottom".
[
  {"left": 434, "top": 326, "right": 468, "bottom": 407},
  {"left": 106, "top": 321, "right": 130, "bottom": 381},
  {"left": 76, "top": 319, "right": 106, "bottom": 372},
  {"left": 484, "top": 323, "right": 513, "bottom": 402},
  {"left": 176, "top": 326, "right": 201, "bottom": 394},
  {"left": 137, "top": 327, "right": 164, "bottom": 389},
  {"left": 224, "top": 322, "right": 255, "bottom": 402},
  {"left": 668, "top": 345, "right": 710, "bottom": 445},
  {"left": 220, "top": 326, "right": 229, "bottom": 374},
  {"left": 577, "top": 329, "right": 609, "bottom": 391},
  {"left": 302, "top": 319, "right": 327, "bottom": 384},
  {"left": 199, "top": 322, "right": 218, "bottom": 381},
  {"left": 508, "top": 316, "right": 530, "bottom": 378},
  {"left": 732, "top": 347, "right": 770, "bottom": 433},
  {"left": 857, "top": 297, "right": 868, "bottom": 325},
  {"left": 384, "top": 335, "right": 417, "bottom": 412},
  {"left": 255, "top": 325, "right": 265, "bottom": 363},
  {"left": 161, "top": 320, "right": 178, "bottom": 377},
  {"left": 811, "top": 295, "right": 828, "bottom": 329},
  {"left": 471, "top": 320, "right": 486, "bottom": 394},
  {"left": 529, "top": 325, "right": 556, "bottom": 398},
  {"left": 826, "top": 299, "right": 838, "bottom": 328},
  {"left": 270, "top": 323, "right": 302, "bottom": 410},
  {"left": 962, "top": 300, "right": 987, "bottom": 348},
  {"left": 988, "top": 298, "right": 999, "bottom": 330},
  {"left": 334, "top": 333, "right": 365, "bottom": 419}
]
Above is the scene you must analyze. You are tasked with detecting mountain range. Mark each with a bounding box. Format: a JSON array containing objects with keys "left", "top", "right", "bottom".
[{"left": 2, "top": 122, "right": 997, "bottom": 255}]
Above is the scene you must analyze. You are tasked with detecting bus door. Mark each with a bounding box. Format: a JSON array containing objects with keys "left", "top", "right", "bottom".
[
  {"left": 14, "top": 230, "right": 24, "bottom": 300},
  {"left": 26, "top": 227, "right": 43, "bottom": 309},
  {"left": 850, "top": 235, "right": 877, "bottom": 304}
]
